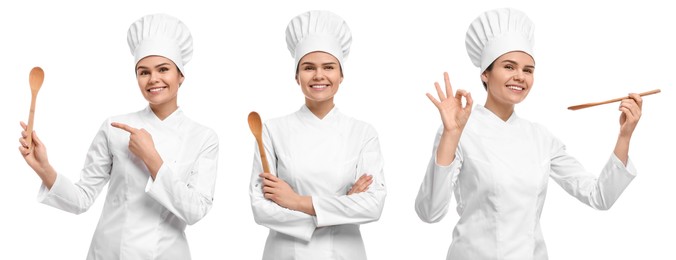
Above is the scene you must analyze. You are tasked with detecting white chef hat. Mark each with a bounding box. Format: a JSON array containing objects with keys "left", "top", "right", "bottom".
[
  {"left": 465, "top": 8, "right": 534, "bottom": 73},
  {"left": 127, "top": 13, "right": 193, "bottom": 75},
  {"left": 285, "top": 10, "right": 352, "bottom": 72}
]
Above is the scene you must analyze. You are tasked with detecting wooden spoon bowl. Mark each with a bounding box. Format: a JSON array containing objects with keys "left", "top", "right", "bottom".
[
  {"left": 248, "top": 111, "right": 270, "bottom": 173},
  {"left": 26, "top": 67, "right": 45, "bottom": 149}
]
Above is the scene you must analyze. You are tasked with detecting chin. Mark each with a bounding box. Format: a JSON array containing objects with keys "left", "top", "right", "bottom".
[{"left": 146, "top": 98, "right": 167, "bottom": 105}]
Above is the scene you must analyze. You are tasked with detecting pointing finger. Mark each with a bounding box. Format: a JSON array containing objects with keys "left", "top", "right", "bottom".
[{"left": 111, "top": 122, "right": 137, "bottom": 133}]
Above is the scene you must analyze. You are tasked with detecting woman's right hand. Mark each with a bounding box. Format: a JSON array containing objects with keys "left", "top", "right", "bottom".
[
  {"left": 18, "top": 122, "right": 55, "bottom": 187},
  {"left": 426, "top": 72, "right": 473, "bottom": 134},
  {"left": 260, "top": 172, "right": 316, "bottom": 215},
  {"left": 426, "top": 72, "right": 473, "bottom": 165}
]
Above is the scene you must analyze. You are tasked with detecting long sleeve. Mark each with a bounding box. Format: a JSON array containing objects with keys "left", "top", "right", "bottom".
[
  {"left": 312, "top": 133, "right": 387, "bottom": 227},
  {"left": 549, "top": 138, "right": 637, "bottom": 210},
  {"left": 37, "top": 120, "right": 113, "bottom": 214},
  {"left": 146, "top": 130, "right": 219, "bottom": 225},
  {"left": 249, "top": 124, "right": 317, "bottom": 242},
  {"left": 415, "top": 126, "right": 462, "bottom": 223}
]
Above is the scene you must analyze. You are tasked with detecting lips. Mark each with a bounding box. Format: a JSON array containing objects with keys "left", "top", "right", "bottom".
[
  {"left": 506, "top": 85, "right": 525, "bottom": 91},
  {"left": 147, "top": 86, "right": 167, "bottom": 92},
  {"left": 310, "top": 84, "right": 329, "bottom": 89}
]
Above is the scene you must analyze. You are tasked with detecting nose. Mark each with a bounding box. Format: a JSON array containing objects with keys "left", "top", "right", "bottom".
[
  {"left": 513, "top": 70, "right": 525, "bottom": 82},
  {"left": 149, "top": 72, "right": 160, "bottom": 84},
  {"left": 312, "top": 68, "right": 325, "bottom": 81}
]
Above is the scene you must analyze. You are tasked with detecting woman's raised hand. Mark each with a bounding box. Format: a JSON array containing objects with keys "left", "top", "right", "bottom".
[
  {"left": 426, "top": 72, "right": 473, "bottom": 134},
  {"left": 19, "top": 121, "right": 50, "bottom": 173},
  {"left": 618, "top": 93, "right": 643, "bottom": 138},
  {"left": 18, "top": 121, "right": 56, "bottom": 188},
  {"left": 613, "top": 93, "right": 643, "bottom": 166}
]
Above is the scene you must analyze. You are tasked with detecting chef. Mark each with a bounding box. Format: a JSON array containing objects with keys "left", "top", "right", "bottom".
[
  {"left": 249, "top": 10, "right": 387, "bottom": 260},
  {"left": 18, "top": 13, "right": 219, "bottom": 260},
  {"left": 414, "top": 8, "right": 643, "bottom": 260}
]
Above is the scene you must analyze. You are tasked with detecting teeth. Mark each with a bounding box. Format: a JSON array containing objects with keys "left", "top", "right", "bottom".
[
  {"left": 507, "top": 85, "right": 524, "bottom": 91},
  {"left": 311, "top": 85, "right": 328, "bottom": 89},
  {"left": 149, "top": 87, "right": 165, "bottom": 92}
]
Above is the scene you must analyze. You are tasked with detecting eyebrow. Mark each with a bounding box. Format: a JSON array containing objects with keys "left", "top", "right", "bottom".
[
  {"left": 300, "top": 62, "right": 338, "bottom": 66},
  {"left": 501, "top": 59, "right": 535, "bottom": 69},
  {"left": 136, "top": 63, "right": 172, "bottom": 71}
]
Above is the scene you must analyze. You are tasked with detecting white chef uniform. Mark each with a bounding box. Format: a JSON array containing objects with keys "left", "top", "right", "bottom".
[
  {"left": 415, "top": 105, "right": 636, "bottom": 259},
  {"left": 39, "top": 106, "right": 218, "bottom": 259},
  {"left": 415, "top": 8, "right": 637, "bottom": 259},
  {"left": 250, "top": 105, "right": 386, "bottom": 260},
  {"left": 36, "top": 13, "right": 217, "bottom": 260}
]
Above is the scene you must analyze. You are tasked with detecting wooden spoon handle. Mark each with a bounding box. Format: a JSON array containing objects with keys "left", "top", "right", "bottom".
[
  {"left": 567, "top": 89, "right": 661, "bottom": 110},
  {"left": 256, "top": 136, "right": 270, "bottom": 173},
  {"left": 26, "top": 95, "right": 37, "bottom": 149}
]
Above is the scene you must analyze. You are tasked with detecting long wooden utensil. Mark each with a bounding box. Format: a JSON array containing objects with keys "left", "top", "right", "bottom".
[
  {"left": 567, "top": 89, "right": 660, "bottom": 110},
  {"left": 26, "top": 67, "right": 45, "bottom": 149},
  {"left": 248, "top": 111, "right": 270, "bottom": 173}
]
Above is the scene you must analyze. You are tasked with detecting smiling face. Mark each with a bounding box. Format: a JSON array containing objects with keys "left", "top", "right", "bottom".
[
  {"left": 135, "top": 55, "right": 184, "bottom": 109},
  {"left": 296, "top": 51, "right": 343, "bottom": 106},
  {"left": 482, "top": 51, "right": 535, "bottom": 108}
]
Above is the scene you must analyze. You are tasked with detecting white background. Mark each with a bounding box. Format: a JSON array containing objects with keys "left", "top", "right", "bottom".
[{"left": 1, "top": 0, "right": 673, "bottom": 259}]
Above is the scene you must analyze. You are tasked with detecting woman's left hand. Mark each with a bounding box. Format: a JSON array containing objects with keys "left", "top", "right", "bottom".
[
  {"left": 111, "top": 122, "right": 163, "bottom": 177},
  {"left": 618, "top": 93, "right": 643, "bottom": 138},
  {"left": 347, "top": 174, "right": 373, "bottom": 195}
]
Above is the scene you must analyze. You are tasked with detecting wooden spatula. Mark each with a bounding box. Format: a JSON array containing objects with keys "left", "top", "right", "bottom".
[{"left": 568, "top": 89, "right": 660, "bottom": 110}]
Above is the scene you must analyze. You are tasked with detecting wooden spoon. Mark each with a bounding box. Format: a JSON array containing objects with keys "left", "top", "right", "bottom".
[
  {"left": 248, "top": 111, "right": 270, "bottom": 173},
  {"left": 26, "top": 67, "right": 45, "bottom": 149},
  {"left": 567, "top": 89, "right": 660, "bottom": 110}
]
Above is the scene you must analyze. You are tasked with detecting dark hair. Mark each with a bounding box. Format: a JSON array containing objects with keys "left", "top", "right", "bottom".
[{"left": 481, "top": 62, "right": 494, "bottom": 90}]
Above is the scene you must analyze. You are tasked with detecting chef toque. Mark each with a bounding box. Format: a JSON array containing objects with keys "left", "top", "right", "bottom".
[
  {"left": 127, "top": 13, "right": 193, "bottom": 75},
  {"left": 465, "top": 8, "right": 534, "bottom": 73},
  {"left": 285, "top": 10, "right": 352, "bottom": 72}
]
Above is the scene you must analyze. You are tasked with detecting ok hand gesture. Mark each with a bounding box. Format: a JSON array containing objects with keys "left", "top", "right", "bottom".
[{"left": 426, "top": 72, "right": 473, "bottom": 134}]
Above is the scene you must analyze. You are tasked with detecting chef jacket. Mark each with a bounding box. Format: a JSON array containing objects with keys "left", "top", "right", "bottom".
[
  {"left": 415, "top": 105, "right": 636, "bottom": 260},
  {"left": 38, "top": 106, "right": 219, "bottom": 260},
  {"left": 250, "top": 105, "right": 386, "bottom": 260}
]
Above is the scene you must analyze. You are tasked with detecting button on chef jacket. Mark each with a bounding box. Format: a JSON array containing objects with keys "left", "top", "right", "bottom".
[
  {"left": 415, "top": 105, "right": 636, "bottom": 260},
  {"left": 37, "top": 106, "right": 219, "bottom": 260},
  {"left": 250, "top": 105, "right": 387, "bottom": 260}
]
